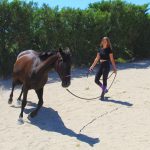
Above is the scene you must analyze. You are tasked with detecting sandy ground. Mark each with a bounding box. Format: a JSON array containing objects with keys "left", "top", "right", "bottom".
[{"left": 0, "top": 60, "right": 150, "bottom": 150}]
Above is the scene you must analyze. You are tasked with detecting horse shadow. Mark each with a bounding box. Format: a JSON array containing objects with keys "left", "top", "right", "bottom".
[
  {"left": 102, "top": 97, "right": 133, "bottom": 107},
  {"left": 24, "top": 101, "right": 100, "bottom": 147}
]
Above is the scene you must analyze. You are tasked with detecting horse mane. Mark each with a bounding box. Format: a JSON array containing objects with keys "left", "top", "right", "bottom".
[
  {"left": 38, "top": 48, "right": 71, "bottom": 62},
  {"left": 39, "top": 51, "right": 56, "bottom": 61}
]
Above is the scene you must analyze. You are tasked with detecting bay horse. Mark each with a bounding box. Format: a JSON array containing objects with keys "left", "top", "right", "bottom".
[{"left": 8, "top": 48, "right": 71, "bottom": 124}]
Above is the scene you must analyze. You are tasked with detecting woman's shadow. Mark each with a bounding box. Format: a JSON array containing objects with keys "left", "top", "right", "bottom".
[
  {"left": 24, "top": 101, "right": 100, "bottom": 147},
  {"left": 101, "top": 97, "right": 133, "bottom": 106}
]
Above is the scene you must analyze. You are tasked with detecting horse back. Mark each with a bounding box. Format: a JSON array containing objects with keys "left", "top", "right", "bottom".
[
  {"left": 13, "top": 51, "right": 41, "bottom": 81},
  {"left": 12, "top": 50, "right": 52, "bottom": 89},
  {"left": 17, "top": 50, "right": 39, "bottom": 59}
]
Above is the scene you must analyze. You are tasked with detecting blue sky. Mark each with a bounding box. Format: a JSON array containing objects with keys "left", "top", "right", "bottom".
[{"left": 17, "top": 0, "right": 149, "bottom": 9}]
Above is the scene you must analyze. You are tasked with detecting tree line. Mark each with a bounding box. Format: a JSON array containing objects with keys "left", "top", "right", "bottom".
[{"left": 0, "top": 0, "right": 150, "bottom": 78}]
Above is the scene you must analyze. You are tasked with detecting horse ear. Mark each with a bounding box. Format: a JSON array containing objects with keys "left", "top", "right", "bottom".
[
  {"left": 64, "top": 47, "right": 71, "bottom": 55},
  {"left": 58, "top": 47, "right": 63, "bottom": 53}
]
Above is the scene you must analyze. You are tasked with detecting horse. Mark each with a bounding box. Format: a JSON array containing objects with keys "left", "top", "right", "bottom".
[{"left": 8, "top": 48, "right": 71, "bottom": 124}]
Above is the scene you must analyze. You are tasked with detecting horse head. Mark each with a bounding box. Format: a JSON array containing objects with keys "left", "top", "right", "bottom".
[{"left": 55, "top": 48, "right": 71, "bottom": 88}]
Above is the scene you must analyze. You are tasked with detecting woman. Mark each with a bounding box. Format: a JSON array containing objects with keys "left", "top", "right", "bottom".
[{"left": 89, "top": 37, "right": 117, "bottom": 99}]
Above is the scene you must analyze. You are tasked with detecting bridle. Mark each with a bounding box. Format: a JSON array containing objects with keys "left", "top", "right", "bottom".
[{"left": 55, "top": 52, "right": 71, "bottom": 80}]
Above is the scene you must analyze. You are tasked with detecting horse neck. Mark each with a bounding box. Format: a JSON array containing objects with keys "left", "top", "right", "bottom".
[{"left": 36, "top": 54, "right": 59, "bottom": 74}]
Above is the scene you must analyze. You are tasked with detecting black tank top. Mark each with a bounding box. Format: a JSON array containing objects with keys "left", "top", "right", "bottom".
[{"left": 98, "top": 47, "right": 113, "bottom": 60}]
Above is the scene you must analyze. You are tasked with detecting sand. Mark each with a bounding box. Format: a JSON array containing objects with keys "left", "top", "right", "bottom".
[{"left": 0, "top": 60, "right": 150, "bottom": 150}]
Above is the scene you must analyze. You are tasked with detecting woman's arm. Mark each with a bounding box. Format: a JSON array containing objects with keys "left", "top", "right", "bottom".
[
  {"left": 89, "top": 53, "right": 100, "bottom": 71},
  {"left": 109, "top": 53, "right": 117, "bottom": 74}
]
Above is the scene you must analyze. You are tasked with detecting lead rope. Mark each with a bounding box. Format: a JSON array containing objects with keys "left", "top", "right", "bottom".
[{"left": 66, "top": 71, "right": 116, "bottom": 101}]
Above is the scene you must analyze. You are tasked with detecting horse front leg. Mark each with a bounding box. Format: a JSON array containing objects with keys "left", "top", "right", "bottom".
[
  {"left": 30, "top": 87, "right": 43, "bottom": 118},
  {"left": 18, "top": 87, "right": 28, "bottom": 124}
]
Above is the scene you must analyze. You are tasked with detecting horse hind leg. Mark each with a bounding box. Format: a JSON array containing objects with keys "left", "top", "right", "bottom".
[
  {"left": 29, "top": 87, "right": 43, "bottom": 118},
  {"left": 16, "top": 86, "right": 23, "bottom": 106},
  {"left": 18, "top": 87, "right": 28, "bottom": 124},
  {"left": 8, "top": 81, "right": 16, "bottom": 104}
]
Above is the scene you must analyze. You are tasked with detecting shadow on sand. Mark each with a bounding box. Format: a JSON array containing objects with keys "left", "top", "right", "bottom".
[
  {"left": 24, "top": 101, "right": 100, "bottom": 147},
  {"left": 117, "top": 60, "right": 150, "bottom": 70},
  {"left": 101, "top": 97, "right": 133, "bottom": 107}
]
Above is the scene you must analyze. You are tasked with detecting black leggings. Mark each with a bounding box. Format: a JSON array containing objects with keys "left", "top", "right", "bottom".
[{"left": 95, "top": 61, "right": 110, "bottom": 87}]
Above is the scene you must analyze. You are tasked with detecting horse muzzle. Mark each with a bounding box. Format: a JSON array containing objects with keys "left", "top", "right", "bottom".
[{"left": 62, "top": 81, "right": 71, "bottom": 88}]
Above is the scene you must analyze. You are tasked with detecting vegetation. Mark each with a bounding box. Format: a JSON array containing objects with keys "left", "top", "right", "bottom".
[{"left": 0, "top": 0, "right": 150, "bottom": 77}]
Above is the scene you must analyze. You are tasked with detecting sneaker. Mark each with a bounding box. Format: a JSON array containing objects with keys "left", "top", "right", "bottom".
[
  {"left": 100, "top": 91, "right": 105, "bottom": 101},
  {"left": 104, "top": 88, "right": 108, "bottom": 93},
  {"left": 101, "top": 85, "right": 108, "bottom": 93}
]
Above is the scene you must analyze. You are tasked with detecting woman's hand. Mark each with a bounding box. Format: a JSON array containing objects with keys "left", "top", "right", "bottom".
[
  {"left": 89, "top": 53, "right": 100, "bottom": 72},
  {"left": 89, "top": 66, "right": 94, "bottom": 71},
  {"left": 113, "top": 68, "right": 117, "bottom": 74},
  {"left": 109, "top": 53, "right": 117, "bottom": 74}
]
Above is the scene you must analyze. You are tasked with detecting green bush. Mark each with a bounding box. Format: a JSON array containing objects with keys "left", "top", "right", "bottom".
[{"left": 0, "top": 0, "right": 150, "bottom": 77}]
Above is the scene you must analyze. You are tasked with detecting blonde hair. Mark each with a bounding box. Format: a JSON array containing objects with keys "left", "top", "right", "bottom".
[{"left": 100, "top": 37, "right": 112, "bottom": 50}]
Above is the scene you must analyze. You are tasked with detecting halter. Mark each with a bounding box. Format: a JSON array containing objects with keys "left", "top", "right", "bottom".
[{"left": 55, "top": 52, "right": 71, "bottom": 79}]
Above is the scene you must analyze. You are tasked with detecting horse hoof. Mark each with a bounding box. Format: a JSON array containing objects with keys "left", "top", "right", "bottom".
[
  {"left": 8, "top": 98, "right": 12, "bottom": 104},
  {"left": 27, "top": 115, "right": 31, "bottom": 121},
  {"left": 17, "top": 117, "right": 24, "bottom": 125},
  {"left": 8, "top": 101, "right": 11, "bottom": 104},
  {"left": 16, "top": 99, "right": 22, "bottom": 106},
  {"left": 29, "top": 111, "right": 37, "bottom": 118}
]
